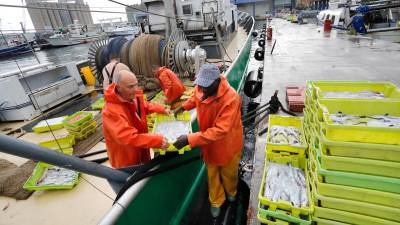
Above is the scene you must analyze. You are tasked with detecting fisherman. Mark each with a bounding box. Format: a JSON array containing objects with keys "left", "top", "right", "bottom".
[
  {"left": 152, "top": 65, "right": 186, "bottom": 105},
  {"left": 102, "top": 37, "right": 130, "bottom": 90},
  {"left": 102, "top": 70, "right": 170, "bottom": 168},
  {"left": 173, "top": 64, "right": 243, "bottom": 218}
]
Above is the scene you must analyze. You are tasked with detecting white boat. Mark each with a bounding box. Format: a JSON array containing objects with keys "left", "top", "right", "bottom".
[
  {"left": 46, "top": 21, "right": 101, "bottom": 47},
  {"left": 105, "top": 24, "right": 140, "bottom": 37}
]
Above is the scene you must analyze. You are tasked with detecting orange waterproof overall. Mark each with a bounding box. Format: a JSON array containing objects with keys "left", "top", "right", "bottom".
[
  {"left": 102, "top": 83, "right": 166, "bottom": 168},
  {"left": 182, "top": 76, "right": 243, "bottom": 207},
  {"left": 155, "top": 67, "right": 186, "bottom": 104}
]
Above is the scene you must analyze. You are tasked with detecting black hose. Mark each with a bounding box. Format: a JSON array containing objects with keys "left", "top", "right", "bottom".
[
  {"left": 114, "top": 154, "right": 201, "bottom": 203},
  {"left": 271, "top": 39, "right": 277, "bottom": 55},
  {"left": 241, "top": 103, "right": 269, "bottom": 119}
]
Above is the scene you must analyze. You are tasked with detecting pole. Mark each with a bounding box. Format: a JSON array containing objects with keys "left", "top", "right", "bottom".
[{"left": 0, "top": 134, "right": 131, "bottom": 183}]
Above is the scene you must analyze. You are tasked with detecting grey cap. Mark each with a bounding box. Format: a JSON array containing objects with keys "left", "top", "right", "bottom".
[{"left": 194, "top": 64, "right": 220, "bottom": 87}]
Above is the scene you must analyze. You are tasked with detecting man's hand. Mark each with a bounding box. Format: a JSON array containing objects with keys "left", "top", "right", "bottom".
[
  {"left": 173, "top": 106, "right": 185, "bottom": 117},
  {"left": 164, "top": 108, "right": 172, "bottom": 115},
  {"left": 173, "top": 135, "right": 189, "bottom": 149},
  {"left": 161, "top": 137, "right": 169, "bottom": 149}
]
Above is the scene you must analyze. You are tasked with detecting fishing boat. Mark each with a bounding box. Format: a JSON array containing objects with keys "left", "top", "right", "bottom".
[
  {"left": 0, "top": 1, "right": 255, "bottom": 223},
  {"left": 0, "top": 42, "right": 31, "bottom": 58},
  {"left": 46, "top": 21, "right": 101, "bottom": 47}
]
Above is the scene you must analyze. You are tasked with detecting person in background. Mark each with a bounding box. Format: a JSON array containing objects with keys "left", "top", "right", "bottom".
[
  {"left": 152, "top": 65, "right": 186, "bottom": 105},
  {"left": 102, "top": 70, "right": 170, "bottom": 168},
  {"left": 102, "top": 37, "right": 130, "bottom": 90},
  {"left": 173, "top": 64, "right": 243, "bottom": 218}
]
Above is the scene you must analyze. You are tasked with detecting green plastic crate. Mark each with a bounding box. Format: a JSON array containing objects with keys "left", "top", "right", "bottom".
[
  {"left": 317, "top": 133, "right": 400, "bottom": 163},
  {"left": 266, "top": 115, "right": 307, "bottom": 155},
  {"left": 257, "top": 203, "right": 312, "bottom": 225},
  {"left": 308, "top": 148, "right": 400, "bottom": 194},
  {"left": 65, "top": 117, "right": 95, "bottom": 132},
  {"left": 91, "top": 97, "right": 104, "bottom": 110},
  {"left": 313, "top": 206, "right": 399, "bottom": 225},
  {"left": 23, "top": 162, "right": 79, "bottom": 191},
  {"left": 307, "top": 161, "right": 400, "bottom": 209},
  {"left": 316, "top": 99, "right": 400, "bottom": 145},
  {"left": 64, "top": 111, "right": 93, "bottom": 128},
  {"left": 258, "top": 152, "right": 313, "bottom": 217},
  {"left": 152, "top": 112, "right": 192, "bottom": 155},
  {"left": 32, "top": 116, "right": 66, "bottom": 133},
  {"left": 73, "top": 127, "right": 96, "bottom": 141}
]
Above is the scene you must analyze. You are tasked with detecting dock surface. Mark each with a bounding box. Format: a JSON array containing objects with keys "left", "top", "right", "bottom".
[{"left": 247, "top": 18, "right": 400, "bottom": 225}]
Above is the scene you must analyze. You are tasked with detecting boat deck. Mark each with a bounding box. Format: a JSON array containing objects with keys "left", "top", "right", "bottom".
[{"left": 247, "top": 18, "right": 400, "bottom": 224}]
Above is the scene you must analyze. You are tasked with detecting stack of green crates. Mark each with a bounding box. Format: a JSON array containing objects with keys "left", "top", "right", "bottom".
[
  {"left": 257, "top": 115, "right": 313, "bottom": 225},
  {"left": 303, "top": 81, "right": 400, "bottom": 225},
  {"left": 64, "top": 111, "right": 97, "bottom": 141}
]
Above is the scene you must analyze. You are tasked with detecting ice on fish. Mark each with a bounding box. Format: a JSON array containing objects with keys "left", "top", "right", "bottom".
[
  {"left": 154, "top": 120, "right": 190, "bottom": 142},
  {"left": 323, "top": 91, "right": 385, "bottom": 99},
  {"left": 263, "top": 162, "right": 308, "bottom": 207},
  {"left": 36, "top": 166, "right": 78, "bottom": 186},
  {"left": 269, "top": 125, "right": 303, "bottom": 146}
]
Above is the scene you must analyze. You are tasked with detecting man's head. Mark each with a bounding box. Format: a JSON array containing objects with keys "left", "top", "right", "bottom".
[
  {"left": 194, "top": 64, "right": 221, "bottom": 98},
  {"left": 151, "top": 64, "right": 160, "bottom": 75},
  {"left": 115, "top": 70, "right": 139, "bottom": 102}
]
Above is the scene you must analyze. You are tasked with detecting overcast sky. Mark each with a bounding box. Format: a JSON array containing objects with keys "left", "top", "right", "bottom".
[{"left": 0, "top": 0, "right": 140, "bottom": 32}]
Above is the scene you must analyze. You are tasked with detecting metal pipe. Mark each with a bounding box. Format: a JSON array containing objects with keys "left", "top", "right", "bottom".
[
  {"left": 242, "top": 105, "right": 270, "bottom": 124},
  {"left": 0, "top": 134, "right": 130, "bottom": 183}
]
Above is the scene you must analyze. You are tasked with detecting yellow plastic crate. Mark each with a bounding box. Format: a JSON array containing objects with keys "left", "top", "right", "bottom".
[
  {"left": 313, "top": 81, "right": 400, "bottom": 101},
  {"left": 39, "top": 135, "right": 75, "bottom": 150},
  {"left": 308, "top": 148, "right": 400, "bottom": 194},
  {"left": 258, "top": 151, "right": 313, "bottom": 217},
  {"left": 67, "top": 121, "right": 97, "bottom": 138},
  {"left": 312, "top": 217, "right": 350, "bottom": 225},
  {"left": 257, "top": 203, "right": 312, "bottom": 225},
  {"left": 266, "top": 115, "right": 307, "bottom": 155},
  {"left": 152, "top": 112, "right": 192, "bottom": 155},
  {"left": 313, "top": 206, "right": 399, "bottom": 225},
  {"left": 32, "top": 116, "right": 66, "bottom": 133},
  {"left": 318, "top": 133, "right": 400, "bottom": 163},
  {"left": 308, "top": 161, "right": 400, "bottom": 209},
  {"left": 311, "top": 183, "right": 400, "bottom": 223},
  {"left": 64, "top": 111, "right": 93, "bottom": 128},
  {"left": 317, "top": 99, "right": 400, "bottom": 145},
  {"left": 317, "top": 143, "right": 400, "bottom": 178}
]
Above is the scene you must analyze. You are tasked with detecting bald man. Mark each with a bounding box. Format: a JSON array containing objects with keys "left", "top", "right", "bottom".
[{"left": 102, "top": 70, "right": 169, "bottom": 168}]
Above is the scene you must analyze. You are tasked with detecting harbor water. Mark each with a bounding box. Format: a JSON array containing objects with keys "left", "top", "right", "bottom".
[{"left": 0, "top": 43, "right": 91, "bottom": 74}]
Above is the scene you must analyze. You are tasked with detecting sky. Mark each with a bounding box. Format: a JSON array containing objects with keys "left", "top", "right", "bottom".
[{"left": 0, "top": 0, "right": 140, "bottom": 32}]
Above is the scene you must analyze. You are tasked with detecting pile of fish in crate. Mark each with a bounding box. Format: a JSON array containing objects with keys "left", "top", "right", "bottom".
[
  {"left": 257, "top": 115, "right": 313, "bottom": 225},
  {"left": 304, "top": 81, "right": 400, "bottom": 225}
]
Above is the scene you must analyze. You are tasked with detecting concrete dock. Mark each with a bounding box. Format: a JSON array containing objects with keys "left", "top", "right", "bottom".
[{"left": 247, "top": 18, "right": 400, "bottom": 224}]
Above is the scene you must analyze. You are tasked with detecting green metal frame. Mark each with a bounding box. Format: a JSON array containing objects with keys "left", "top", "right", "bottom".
[{"left": 113, "top": 18, "right": 254, "bottom": 225}]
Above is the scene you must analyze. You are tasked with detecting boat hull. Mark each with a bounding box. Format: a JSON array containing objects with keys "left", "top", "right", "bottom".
[{"left": 0, "top": 43, "right": 31, "bottom": 58}]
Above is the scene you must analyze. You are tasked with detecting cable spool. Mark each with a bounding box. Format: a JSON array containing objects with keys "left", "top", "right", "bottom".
[
  {"left": 254, "top": 47, "right": 264, "bottom": 61},
  {"left": 258, "top": 39, "right": 265, "bottom": 48}
]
